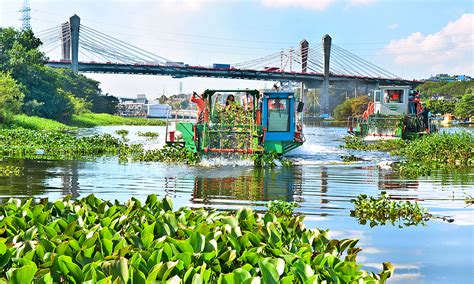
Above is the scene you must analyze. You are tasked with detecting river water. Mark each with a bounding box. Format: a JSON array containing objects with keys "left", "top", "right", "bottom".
[{"left": 1, "top": 124, "right": 473, "bottom": 283}]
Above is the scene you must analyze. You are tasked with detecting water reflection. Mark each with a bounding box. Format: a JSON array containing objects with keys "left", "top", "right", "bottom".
[{"left": 191, "top": 166, "right": 303, "bottom": 205}]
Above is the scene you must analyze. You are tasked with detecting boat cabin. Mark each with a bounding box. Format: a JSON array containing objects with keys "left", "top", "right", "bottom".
[{"left": 373, "top": 86, "right": 411, "bottom": 116}]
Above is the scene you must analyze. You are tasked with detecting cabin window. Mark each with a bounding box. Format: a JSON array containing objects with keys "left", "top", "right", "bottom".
[
  {"left": 267, "top": 98, "right": 289, "bottom": 132},
  {"left": 374, "top": 90, "right": 382, "bottom": 102},
  {"left": 384, "top": 89, "right": 404, "bottom": 103}
]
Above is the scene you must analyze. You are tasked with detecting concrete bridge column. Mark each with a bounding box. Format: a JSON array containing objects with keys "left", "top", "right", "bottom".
[
  {"left": 70, "top": 14, "right": 80, "bottom": 73},
  {"left": 321, "top": 34, "right": 331, "bottom": 115}
]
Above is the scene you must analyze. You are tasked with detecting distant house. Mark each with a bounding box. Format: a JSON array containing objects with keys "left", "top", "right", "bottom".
[
  {"left": 117, "top": 94, "right": 172, "bottom": 117},
  {"left": 427, "top": 74, "right": 472, "bottom": 82}
]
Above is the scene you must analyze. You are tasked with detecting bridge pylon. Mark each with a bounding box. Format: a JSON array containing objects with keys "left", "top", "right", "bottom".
[
  {"left": 321, "top": 34, "right": 331, "bottom": 115},
  {"left": 70, "top": 15, "right": 80, "bottom": 73}
]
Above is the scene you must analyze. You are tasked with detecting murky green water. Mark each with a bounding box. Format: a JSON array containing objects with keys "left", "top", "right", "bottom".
[{"left": 1, "top": 125, "right": 473, "bottom": 283}]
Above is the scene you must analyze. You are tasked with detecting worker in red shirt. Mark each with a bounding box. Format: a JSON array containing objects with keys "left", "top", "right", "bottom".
[
  {"left": 190, "top": 92, "right": 209, "bottom": 123},
  {"left": 392, "top": 91, "right": 400, "bottom": 102}
]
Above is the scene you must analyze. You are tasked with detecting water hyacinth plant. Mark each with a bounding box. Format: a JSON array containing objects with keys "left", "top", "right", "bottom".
[
  {"left": 0, "top": 129, "right": 125, "bottom": 160},
  {"left": 137, "top": 131, "right": 160, "bottom": 139},
  {"left": 266, "top": 200, "right": 299, "bottom": 217},
  {"left": 351, "top": 192, "right": 430, "bottom": 228},
  {"left": 0, "top": 195, "right": 394, "bottom": 283},
  {"left": 341, "top": 136, "right": 407, "bottom": 152},
  {"left": 0, "top": 165, "right": 22, "bottom": 176},
  {"left": 392, "top": 131, "right": 474, "bottom": 167}
]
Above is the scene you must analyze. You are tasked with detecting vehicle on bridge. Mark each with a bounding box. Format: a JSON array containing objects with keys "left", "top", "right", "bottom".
[
  {"left": 347, "top": 86, "right": 437, "bottom": 140},
  {"left": 165, "top": 89, "right": 305, "bottom": 155}
]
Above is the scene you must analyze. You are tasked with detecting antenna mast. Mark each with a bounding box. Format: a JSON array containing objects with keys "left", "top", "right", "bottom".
[{"left": 19, "top": 0, "right": 31, "bottom": 30}]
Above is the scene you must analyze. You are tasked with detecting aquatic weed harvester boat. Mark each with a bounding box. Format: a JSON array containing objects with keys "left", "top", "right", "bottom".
[
  {"left": 165, "top": 89, "right": 305, "bottom": 156},
  {"left": 347, "top": 86, "right": 438, "bottom": 140}
]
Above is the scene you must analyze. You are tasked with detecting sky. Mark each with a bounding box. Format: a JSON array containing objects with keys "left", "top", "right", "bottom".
[{"left": 1, "top": 0, "right": 473, "bottom": 100}]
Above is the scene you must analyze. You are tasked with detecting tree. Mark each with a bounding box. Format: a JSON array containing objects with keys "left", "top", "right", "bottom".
[
  {"left": 333, "top": 100, "right": 352, "bottom": 120},
  {"left": 54, "top": 68, "right": 118, "bottom": 114},
  {"left": 425, "top": 98, "right": 456, "bottom": 115},
  {"left": 0, "top": 72, "right": 24, "bottom": 113},
  {"left": 454, "top": 92, "right": 474, "bottom": 118},
  {"left": 333, "top": 96, "right": 370, "bottom": 121}
]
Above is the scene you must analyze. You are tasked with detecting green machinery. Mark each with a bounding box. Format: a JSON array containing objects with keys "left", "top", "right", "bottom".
[
  {"left": 347, "top": 86, "right": 437, "bottom": 140},
  {"left": 165, "top": 89, "right": 305, "bottom": 155}
]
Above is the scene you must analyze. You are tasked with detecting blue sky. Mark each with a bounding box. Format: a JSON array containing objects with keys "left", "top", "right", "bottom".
[{"left": 1, "top": 0, "right": 473, "bottom": 99}]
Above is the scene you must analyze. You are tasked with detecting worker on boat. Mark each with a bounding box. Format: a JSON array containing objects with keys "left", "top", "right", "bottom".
[
  {"left": 408, "top": 91, "right": 416, "bottom": 115},
  {"left": 392, "top": 91, "right": 400, "bottom": 102},
  {"left": 241, "top": 93, "right": 254, "bottom": 110},
  {"left": 191, "top": 92, "right": 209, "bottom": 123},
  {"left": 270, "top": 98, "right": 285, "bottom": 110},
  {"left": 414, "top": 91, "right": 422, "bottom": 114},
  {"left": 421, "top": 106, "right": 430, "bottom": 132},
  {"left": 225, "top": 94, "right": 236, "bottom": 107}
]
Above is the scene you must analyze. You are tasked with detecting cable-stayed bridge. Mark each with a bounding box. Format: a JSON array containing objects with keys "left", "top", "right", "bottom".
[{"left": 38, "top": 15, "right": 419, "bottom": 113}]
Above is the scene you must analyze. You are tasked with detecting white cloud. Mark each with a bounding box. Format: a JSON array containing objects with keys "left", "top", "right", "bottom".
[
  {"left": 261, "top": 0, "right": 377, "bottom": 11},
  {"left": 261, "top": 0, "right": 336, "bottom": 11},
  {"left": 388, "top": 23, "right": 399, "bottom": 30},
  {"left": 347, "top": 0, "right": 377, "bottom": 7},
  {"left": 383, "top": 14, "right": 474, "bottom": 78},
  {"left": 159, "top": 0, "right": 220, "bottom": 11}
]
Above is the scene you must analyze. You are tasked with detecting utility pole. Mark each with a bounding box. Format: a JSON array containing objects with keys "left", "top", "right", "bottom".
[{"left": 19, "top": 0, "right": 31, "bottom": 30}]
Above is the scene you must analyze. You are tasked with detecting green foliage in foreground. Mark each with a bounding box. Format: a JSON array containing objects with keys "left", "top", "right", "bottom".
[
  {"left": 266, "top": 200, "right": 299, "bottom": 217},
  {"left": 342, "top": 136, "right": 407, "bottom": 152},
  {"left": 0, "top": 195, "right": 394, "bottom": 283},
  {"left": 0, "top": 129, "right": 124, "bottom": 160},
  {"left": 351, "top": 192, "right": 429, "bottom": 228},
  {"left": 70, "top": 113, "right": 165, "bottom": 128}
]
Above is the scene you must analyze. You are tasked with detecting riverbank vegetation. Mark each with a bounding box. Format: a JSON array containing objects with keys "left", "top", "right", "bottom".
[
  {"left": 0, "top": 194, "right": 394, "bottom": 283},
  {"left": 0, "top": 28, "right": 162, "bottom": 130},
  {"left": 351, "top": 192, "right": 430, "bottom": 228},
  {"left": 417, "top": 81, "right": 474, "bottom": 118},
  {"left": 70, "top": 113, "right": 164, "bottom": 128}
]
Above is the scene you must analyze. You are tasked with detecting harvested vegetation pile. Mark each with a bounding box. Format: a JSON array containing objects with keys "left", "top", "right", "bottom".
[{"left": 0, "top": 195, "right": 394, "bottom": 283}]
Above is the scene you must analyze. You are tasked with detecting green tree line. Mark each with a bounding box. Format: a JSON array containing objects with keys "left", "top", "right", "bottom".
[
  {"left": 417, "top": 81, "right": 473, "bottom": 118},
  {"left": 0, "top": 27, "right": 118, "bottom": 125}
]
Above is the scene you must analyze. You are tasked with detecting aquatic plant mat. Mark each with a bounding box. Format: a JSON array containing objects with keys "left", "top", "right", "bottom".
[
  {"left": 0, "top": 195, "right": 394, "bottom": 283},
  {"left": 0, "top": 129, "right": 289, "bottom": 167},
  {"left": 342, "top": 132, "right": 474, "bottom": 178},
  {"left": 351, "top": 192, "right": 454, "bottom": 228}
]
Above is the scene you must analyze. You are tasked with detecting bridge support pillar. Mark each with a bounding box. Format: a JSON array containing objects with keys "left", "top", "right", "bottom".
[
  {"left": 321, "top": 34, "right": 331, "bottom": 115},
  {"left": 70, "top": 14, "right": 80, "bottom": 73}
]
